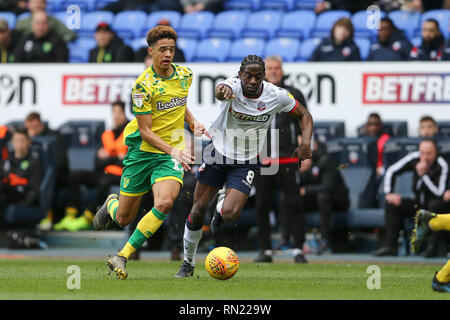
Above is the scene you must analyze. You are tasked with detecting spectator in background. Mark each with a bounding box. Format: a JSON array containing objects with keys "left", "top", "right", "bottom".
[
  {"left": 410, "top": 19, "right": 445, "bottom": 61},
  {"left": 53, "top": 101, "right": 129, "bottom": 231},
  {"left": 444, "top": 40, "right": 450, "bottom": 60},
  {"left": 0, "top": 19, "right": 23, "bottom": 63},
  {"left": 299, "top": 141, "right": 350, "bottom": 253},
  {"left": 100, "top": 0, "right": 183, "bottom": 13},
  {"left": 0, "top": 0, "right": 28, "bottom": 14},
  {"left": 89, "top": 22, "right": 134, "bottom": 63},
  {"left": 0, "top": 125, "right": 11, "bottom": 161},
  {"left": 419, "top": 115, "right": 439, "bottom": 139},
  {"left": 134, "top": 20, "right": 185, "bottom": 63},
  {"left": 15, "top": 0, "right": 77, "bottom": 43},
  {"left": 362, "top": 113, "right": 391, "bottom": 177},
  {"left": 373, "top": 139, "right": 449, "bottom": 256},
  {"left": 0, "top": 129, "right": 42, "bottom": 213},
  {"left": 181, "top": 0, "right": 224, "bottom": 14},
  {"left": 308, "top": 18, "right": 361, "bottom": 62},
  {"left": 367, "top": 17, "right": 413, "bottom": 61},
  {"left": 15, "top": 11, "right": 68, "bottom": 62},
  {"left": 254, "top": 55, "right": 308, "bottom": 264},
  {"left": 315, "top": 0, "right": 373, "bottom": 14}
]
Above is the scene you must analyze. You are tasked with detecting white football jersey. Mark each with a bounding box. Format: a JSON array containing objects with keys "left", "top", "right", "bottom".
[{"left": 208, "top": 77, "right": 297, "bottom": 161}]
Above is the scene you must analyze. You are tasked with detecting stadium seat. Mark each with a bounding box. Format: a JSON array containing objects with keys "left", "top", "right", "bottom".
[
  {"left": 357, "top": 121, "right": 408, "bottom": 138},
  {"left": 382, "top": 137, "right": 421, "bottom": 169},
  {"left": 226, "top": 38, "right": 266, "bottom": 62},
  {"left": 388, "top": 10, "right": 421, "bottom": 40},
  {"left": 176, "top": 38, "right": 198, "bottom": 62},
  {"left": 438, "top": 139, "right": 450, "bottom": 165},
  {"left": 411, "top": 36, "right": 422, "bottom": 48},
  {"left": 52, "top": 11, "right": 69, "bottom": 25},
  {"left": 416, "top": 10, "right": 449, "bottom": 38},
  {"left": 437, "top": 121, "right": 450, "bottom": 138},
  {"left": 46, "top": 0, "right": 63, "bottom": 12},
  {"left": 311, "top": 10, "right": 351, "bottom": 39},
  {"left": 276, "top": 10, "right": 316, "bottom": 40},
  {"left": 3, "top": 136, "right": 58, "bottom": 224},
  {"left": 95, "top": 0, "right": 118, "bottom": 10},
  {"left": 112, "top": 10, "right": 147, "bottom": 40},
  {"left": 143, "top": 11, "right": 182, "bottom": 37},
  {"left": 264, "top": 38, "right": 301, "bottom": 62},
  {"left": 193, "top": 38, "right": 232, "bottom": 62},
  {"left": 208, "top": 11, "right": 248, "bottom": 40},
  {"left": 354, "top": 38, "right": 371, "bottom": 60},
  {"left": 0, "top": 12, "right": 16, "bottom": 29},
  {"left": 16, "top": 12, "right": 31, "bottom": 22},
  {"left": 58, "top": 120, "right": 105, "bottom": 171},
  {"left": 225, "top": 0, "right": 260, "bottom": 11},
  {"left": 177, "top": 11, "right": 215, "bottom": 40},
  {"left": 313, "top": 121, "right": 345, "bottom": 144},
  {"left": 351, "top": 10, "right": 385, "bottom": 40},
  {"left": 79, "top": 11, "right": 114, "bottom": 37},
  {"left": 260, "top": 0, "right": 294, "bottom": 11},
  {"left": 295, "top": 37, "right": 320, "bottom": 61},
  {"left": 293, "top": 0, "right": 319, "bottom": 10},
  {"left": 68, "top": 37, "right": 97, "bottom": 62},
  {"left": 130, "top": 37, "right": 147, "bottom": 52},
  {"left": 241, "top": 10, "right": 283, "bottom": 40},
  {"left": 61, "top": 0, "right": 96, "bottom": 12}
]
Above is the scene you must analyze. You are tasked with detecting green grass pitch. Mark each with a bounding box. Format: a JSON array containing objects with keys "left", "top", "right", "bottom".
[{"left": 0, "top": 258, "right": 449, "bottom": 300}]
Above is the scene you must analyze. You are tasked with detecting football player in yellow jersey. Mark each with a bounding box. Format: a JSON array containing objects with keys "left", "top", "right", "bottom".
[{"left": 92, "top": 25, "right": 207, "bottom": 279}]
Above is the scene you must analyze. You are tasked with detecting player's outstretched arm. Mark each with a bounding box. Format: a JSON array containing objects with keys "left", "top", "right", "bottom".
[
  {"left": 215, "top": 84, "right": 235, "bottom": 101},
  {"left": 288, "top": 101, "right": 313, "bottom": 164},
  {"left": 184, "top": 107, "right": 210, "bottom": 138},
  {"left": 136, "top": 113, "right": 194, "bottom": 170}
]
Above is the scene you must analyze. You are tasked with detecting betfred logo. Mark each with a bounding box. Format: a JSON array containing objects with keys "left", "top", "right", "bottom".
[
  {"left": 363, "top": 73, "right": 450, "bottom": 104},
  {"left": 62, "top": 75, "right": 136, "bottom": 104}
]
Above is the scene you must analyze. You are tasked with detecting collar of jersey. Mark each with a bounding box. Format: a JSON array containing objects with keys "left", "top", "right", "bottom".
[{"left": 151, "top": 64, "right": 177, "bottom": 80}]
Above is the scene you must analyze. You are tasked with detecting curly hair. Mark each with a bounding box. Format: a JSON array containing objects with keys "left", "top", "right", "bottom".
[
  {"left": 239, "top": 55, "right": 265, "bottom": 73},
  {"left": 146, "top": 25, "right": 177, "bottom": 47}
]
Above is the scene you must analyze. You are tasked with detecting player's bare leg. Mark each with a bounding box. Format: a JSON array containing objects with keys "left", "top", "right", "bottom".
[
  {"left": 211, "top": 188, "right": 248, "bottom": 234},
  {"left": 175, "top": 182, "right": 219, "bottom": 278}
]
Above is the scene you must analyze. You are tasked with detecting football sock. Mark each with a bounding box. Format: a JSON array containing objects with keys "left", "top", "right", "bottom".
[
  {"left": 429, "top": 214, "right": 450, "bottom": 232},
  {"left": 183, "top": 215, "right": 203, "bottom": 266},
  {"left": 107, "top": 198, "right": 119, "bottom": 224},
  {"left": 118, "top": 207, "right": 167, "bottom": 259},
  {"left": 436, "top": 259, "right": 450, "bottom": 283}
]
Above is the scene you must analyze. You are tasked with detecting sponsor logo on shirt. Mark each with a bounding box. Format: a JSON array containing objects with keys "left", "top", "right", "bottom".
[
  {"left": 156, "top": 96, "right": 187, "bottom": 110},
  {"left": 229, "top": 107, "right": 270, "bottom": 122}
]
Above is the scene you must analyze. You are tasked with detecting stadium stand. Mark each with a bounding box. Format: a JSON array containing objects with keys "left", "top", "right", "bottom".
[
  {"left": 68, "top": 37, "right": 97, "bottom": 62},
  {"left": 264, "top": 37, "right": 301, "bottom": 62},
  {"left": 208, "top": 10, "right": 247, "bottom": 40},
  {"left": 227, "top": 37, "right": 266, "bottom": 61},
  {"left": 143, "top": 10, "right": 182, "bottom": 37},
  {"left": 388, "top": 10, "right": 421, "bottom": 40},
  {"left": 276, "top": 10, "right": 315, "bottom": 40},
  {"left": 79, "top": 11, "right": 115, "bottom": 37},
  {"left": 176, "top": 38, "right": 197, "bottom": 62},
  {"left": 357, "top": 120, "right": 408, "bottom": 138},
  {"left": 224, "top": 0, "right": 260, "bottom": 11},
  {"left": 416, "top": 9, "right": 449, "bottom": 39},
  {"left": 177, "top": 11, "right": 215, "bottom": 40},
  {"left": 437, "top": 121, "right": 450, "bottom": 139},
  {"left": 0, "top": 12, "right": 16, "bottom": 29},
  {"left": 311, "top": 10, "right": 351, "bottom": 38},
  {"left": 112, "top": 10, "right": 147, "bottom": 40},
  {"left": 313, "top": 121, "right": 346, "bottom": 144},
  {"left": 354, "top": 37, "right": 371, "bottom": 60},
  {"left": 296, "top": 37, "right": 320, "bottom": 61},
  {"left": 193, "top": 38, "right": 231, "bottom": 62},
  {"left": 260, "top": 0, "right": 294, "bottom": 11},
  {"left": 241, "top": 10, "right": 283, "bottom": 40},
  {"left": 351, "top": 10, "right": 385, "bottom": 41}
]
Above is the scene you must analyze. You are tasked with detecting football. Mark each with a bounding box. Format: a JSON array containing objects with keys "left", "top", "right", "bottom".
[{"left": 205, "top": 246, "right": 239, "bottom": 280}]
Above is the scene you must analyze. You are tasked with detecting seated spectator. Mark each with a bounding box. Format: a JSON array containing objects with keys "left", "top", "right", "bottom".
[
  {"left": 419, "top": 115, "right": 439, "bottom": 139},
  {"left": 314, "top": 0, "right": 373, "bottom": 14},
  {"left": 308, "top": 17, "right": 361, "bottom": 62},
  {"left": 372, "top": 0, "right": 423, "bottom": 12},
  {"left": 361, "top": 113, "right": 391, "bottom": 177},
  {"left": 0, "top": 125, "right": 12, "bottom": 161},
  {"left": 100, "top": 0, "right": 183, "bottom": 13},
  {"left": 0, "top": 19, "right": 23, "bottom": 63},
  {"left": 0, "top": 128, "right": 42, "bottom": 213},
  {"left": 411, "top": 19, "right": 445, "bottom": 61},
  {"left": 299, "top": 141, "right": 350, "bottom": 253},
  {"left": 134, "top": 20, "right": 185, "bottom": 63},
  {"left": 53, "top": 101, "right": 129, "bottom": 231},
  {"left": 373, "top": 139, "right": 450, "bottom": 257},
  {"left": 0, "top": 0, "right": 28, "bottom": 14},
  {"left": 89, "top": 22, "right": 134, "bottom": 63},
  {"left": 15, "top": 11, "right": 68, "bottom": 63},
  {"left": 367, "top": 17, "right": 413, "bottom": 61},
  {"left": 15, "top": 0, "right": 77, "bottom": 43},
  {"left": 181, "top": 0, "right": 224, "bottom": 14}
]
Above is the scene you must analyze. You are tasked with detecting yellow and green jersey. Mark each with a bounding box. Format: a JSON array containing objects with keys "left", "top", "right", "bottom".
[{"left": 124, "top": 63, "right": 193, "bottom": 154}]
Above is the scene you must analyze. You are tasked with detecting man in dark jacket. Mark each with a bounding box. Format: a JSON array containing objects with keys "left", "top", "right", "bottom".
[
  {"left": 373, "top": 139, "right": 450, "bottom": 256},
  {"left": 0, "top": 129, "right": 42, "bottom": 213},
  {"left": 367, "top": 17, "right": 413, "bottom": 61},
  {"left": 410, "top": 19, "right": 446, "bottom": 61},
  {"left": 254, "top": 55, "right": 309, "bottom": 264},
  {"left": 0, "top": 19, "right": 23, "bottom": 63},
  {"left": 89, "top": 22, "right": 134, "bottom": 63},
  {"left": 15, "top": 10, "right": 68, "bottom": 63}
]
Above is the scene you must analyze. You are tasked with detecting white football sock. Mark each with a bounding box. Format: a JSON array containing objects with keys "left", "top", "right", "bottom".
[{"left": 183, "top": 224, "right": 203, "bottom": 266}]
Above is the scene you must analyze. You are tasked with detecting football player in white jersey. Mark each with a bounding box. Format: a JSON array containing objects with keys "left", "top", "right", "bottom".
[{"left": 175, "top": 55, "right": 313, "bottom": 277}]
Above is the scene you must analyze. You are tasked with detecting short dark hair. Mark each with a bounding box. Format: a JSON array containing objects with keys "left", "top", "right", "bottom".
[
  {"left": 25, "top": 112, "right": 42, "bottom": 122},
  {"left": 368, "top": 112, "right": 382, "bottom": 121},
  {"left": 420, "top": 115, "right": 437, "bottom": 125},
  {"left": 420, "top": 137, "right": 439, "bottom": 151},
  {"left": 112, "top": 100, "right": 125, "bottom": 112},
  {"left": 239, "top": 55, "right": 265, "bottom": 73},
  {"left": 146, "top": 25, "right": 177, "bottom": 47},
  {"left": 13, "top": 127, "right": 29, "bottom": 139},
  {"left": 380, "top": 17, "right": 396, "bottom": 30},
  {"left": 424, "top": 18, "right": 440, "bottom": 30}
]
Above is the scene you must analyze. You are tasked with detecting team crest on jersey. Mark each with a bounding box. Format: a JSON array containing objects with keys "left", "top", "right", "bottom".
[
  {"left": 133, "top": 93, "right": 144, "bottom": 108},
  {"left": 180, "top": 78, "right": 188, "bottom": 90},
  {"left": 257, "top": 101, "right": 266, "bottom": 112}
]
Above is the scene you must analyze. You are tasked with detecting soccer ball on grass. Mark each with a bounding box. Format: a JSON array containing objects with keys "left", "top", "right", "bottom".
[{"left": 205, "top": 246, "right": 239, "bottom": 280}]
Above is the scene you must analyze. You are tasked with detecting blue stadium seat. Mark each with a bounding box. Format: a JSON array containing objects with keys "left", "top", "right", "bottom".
[
  {"left": 416, "top": 10, "right": 449, "bottom": 38},
  {"left": 352, "top": 10, "right": 385, "bottom": 40},
  {"left": 311, "top": 10, "right": 351, "bottom": 38},
  {"left": 61, "top": 0, "right": 96, "bottom": 12},
  {"left": 79, "top": 11, "right": 114, "bottom": 37},
  {"left": 438, "top": 139, "right": 450, "bottom": 165},
  {"left": 382, "top": 137, "right": 421, "bottom": 169},
  {"left": 68, "top": 37, "right": 97, "bottom": 62},
  {"left": 313, "top": 121, "right": 345, "bottom": 144},
  {"left": 227, "top": 38, "right": 266, "bottom": 61},
  {"left": 46, "top": 0, "right": 63, "bottom": 12},
  {"left": 241, "top": 10, "right": 283, "bottom": 40},
  {"left": 260, "top": 0, "right": 294, "bottom": 11},
  {"left": 276, "top": 10, "right": 315, "bottom": 40},
  {"left": 411, "top": 36, "right": 422, "bottom": 48},
  {"left": 130, "top": 37, "right": 147, "bottom": 52},
  {"left": 112, "top": 10, "right": 147, "bottom": 40},
  {"left": 225, "top": 0, "right": 260, "bottom": 11},
  {"left": 293, "top": 0, "right": 319, "bottom": 10},
  {"left": 176, "top": 38, "right": 198, "bottom": 62},
  {"left": 437, "top": 121, "right": 450, "bottom": 138},
  {"left": 52, "top": 11, "right": 69, "bottom": 25},
  {"left": 354, "top": 38, "right": 371, "bottom": 60},
  {"left": 193, "top": 38, "right": 232, "bottom": 62},
  {"left": 295, "top": 37, "right": 320, "bottom": 61},
  {"left": 177, "top": 11, "right": 215, "bottom": 40},
  {"left": 388, "top": 10, "right": 421, "bottom": 40},
  {"left": 16, "top": 12, "right": 31, "bottom": 23},
  {"left": 264, "top": 37, "right": 301, "bottom": 62},
  {"left": 143, "top": 11, "right": 182, "bottom": 37},
  {"left": 58, "top": 120, "right": 105, "bottom": 171},
  {"left": 0, "top": 12, "right": 16, "bottom": 29},
  {"left": 208, "top": 11, "right": 247, "bottom": 40}
]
